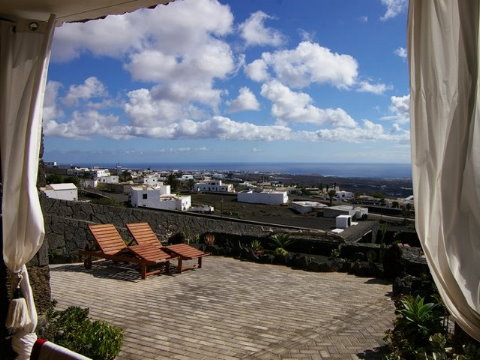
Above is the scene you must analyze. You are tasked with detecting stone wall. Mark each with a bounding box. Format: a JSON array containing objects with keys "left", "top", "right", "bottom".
[{"left": 41, "top": 197, "right": 339, "bottom": 263}]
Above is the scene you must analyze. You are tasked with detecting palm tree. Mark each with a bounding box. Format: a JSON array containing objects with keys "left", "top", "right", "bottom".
[{"left": 328, "top": 189, "right": 336, "bottom": 206}]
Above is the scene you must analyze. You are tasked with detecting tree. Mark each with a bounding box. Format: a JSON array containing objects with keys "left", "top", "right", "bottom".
[
  {"left": 64, "top": 176, "right": 80, "bottom": 187},
  {"left": 328, "top": 189, "right": 336, "bottom": 206},
  {"left": 119, "top": 170, "right": 132, "bottom": 182},
  {"left": 186, "top": 179, "right": 195, "bottom": 191},
  {"left": 166, "top": 173, "right": 179, "bottom": 192},
  {"left": 46, "top": 174, "right": 63, "bottom": 184}
]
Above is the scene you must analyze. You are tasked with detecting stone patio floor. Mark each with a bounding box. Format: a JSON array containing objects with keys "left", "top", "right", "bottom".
[{"left": 50, "top": 257, "right": 395, "bottom": 360}]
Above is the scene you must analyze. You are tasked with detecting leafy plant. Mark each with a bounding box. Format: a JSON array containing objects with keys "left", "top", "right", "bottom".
[
  {"left": 270, "top": 233, "right": 294, "bottom": 249},
  {"left": 384, "top": 295, "right": 445, "bottom": 359},
  {"left": 274, "top": 247, "right": 288, "bottom": 256},
  {"left": 39, "top": 306, "right": 123, "bottom": 360},
  {"left": 251, "top": 240, "right": 263, "bottom": 251},
  {"left": 330, "top": 243, "right": 343, "bottom": 258}
]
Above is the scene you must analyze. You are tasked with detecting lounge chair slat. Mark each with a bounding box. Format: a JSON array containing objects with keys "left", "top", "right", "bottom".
[
  {"left": 126, "top": 222, "right": 209, "bottom": 273},
  {"left": 80, "top": 224, "right": 173, "bottom": 279}
]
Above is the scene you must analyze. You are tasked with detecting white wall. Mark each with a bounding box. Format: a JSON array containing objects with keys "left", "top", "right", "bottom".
[
  {"left": 43, "top": 189, "right": 78, "bottom": 201},
  {"left": 194, "top": 180, "right": 234, "bottom": 193},
  {"left": 131, "top": 188, "right": 190, "bottom": 211},
  {"left": 97, "top": 175, "right": 119, "bottom": 184},
  {"left": 237, "top": 191, "right": 288, "bottom": 205}
]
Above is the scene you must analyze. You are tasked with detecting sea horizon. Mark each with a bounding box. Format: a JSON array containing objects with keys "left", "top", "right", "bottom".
[{"left": 67, "top": 162, "right": 412, "bottom": 179}]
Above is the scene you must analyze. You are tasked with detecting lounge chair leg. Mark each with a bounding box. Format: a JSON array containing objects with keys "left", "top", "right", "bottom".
[
  {"left": 84, "top": 256, "right": 92, "bottom": 269},
  {"left": 177, "top": 258, "right": 183, "bottom": 273},
  {"left": 140, "top": 264, "right": 147, "bottom": 279},
  {"left": 198, "top": 257, "right": 202, "bottom": 269},
  {"left": 166, "top": 261, "right": 170, "bottom": 274}
]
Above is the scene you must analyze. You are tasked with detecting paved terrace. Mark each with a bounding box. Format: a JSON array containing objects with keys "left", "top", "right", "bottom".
[{"left": 50, "top": 257, "right": 394, "bottom": 360}]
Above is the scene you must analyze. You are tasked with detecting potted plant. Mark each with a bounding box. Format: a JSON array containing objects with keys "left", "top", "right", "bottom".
[{"left": 251, "top": 240, "right": 264, "bottom": 256}]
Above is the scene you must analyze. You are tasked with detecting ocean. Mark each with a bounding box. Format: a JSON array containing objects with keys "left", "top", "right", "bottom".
[{"left": 76, "top": 162, "right": 412, "bottom": 179}]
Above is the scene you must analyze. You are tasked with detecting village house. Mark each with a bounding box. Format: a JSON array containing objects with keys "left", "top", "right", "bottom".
[
  {"left": 193, "top": 180, "right": 234, "bottom": 193},
  {"left": 41, "top": 183, "right": 78, "bottom": 201},
  {"left": 130, "top": 184, "right": 190, "bottom": 211},
  {"left": 237, "top": 190, "right": 288, "bottom": 205}
]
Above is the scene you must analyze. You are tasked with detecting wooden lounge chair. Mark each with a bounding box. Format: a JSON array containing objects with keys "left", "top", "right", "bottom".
[
  {"left": 126, "top": 222, "right": 210, "bottom": 273},
  {"left": 79, "top": 224, "right": 176, "bottom": 279}
]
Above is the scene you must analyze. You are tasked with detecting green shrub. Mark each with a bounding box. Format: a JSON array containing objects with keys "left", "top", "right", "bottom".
[
  {"left": 41, "top": 306, "right": 123, "bottom": 360},
  {"left": 274, "top": 247, "right": 288, "bottom": 256},
  {"left": 270, "top": 233, "right": 294, "bottom": 250},
  {"left": 251, "top": 240, "right": 263, "bottom": 251}
]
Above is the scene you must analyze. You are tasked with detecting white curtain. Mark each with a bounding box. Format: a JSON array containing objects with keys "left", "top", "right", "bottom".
[
  {"left": 0, "top": 15, "right": 55, "bottom": 358},
  {"left": 408, "top": 1, "right": 480, "bottom": 340}
]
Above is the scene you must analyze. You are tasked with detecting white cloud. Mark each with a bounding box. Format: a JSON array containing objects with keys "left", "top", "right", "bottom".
[
  {"left": 52, "top": 0, "right": 233, "bottom": 62},
  {"left": 43, "top": 81, "right": 63, "bottom": 122},
  {"left": 298, "top": 29, "right": 315, "bottom": 42},
  {"left": 394, "top": 47, "right": 407, "bottom": 59},
  {"left": 260, "top": 80, "right": 357, "bottom": 127},
  {"left": 53, "top": 0, "right": 235, "bottom": 111},
  {"left": 359, "top": 16, "right": 368, "bottom": 23},
  {"left": 382, "top": 94, "right": 410, "bottom": 123},
  {"left": 124, "top": 88, "right": 184, "bottom": 127},
  {"left": 227, "top": 87, "right": 260, "bottom": 112},
  {"left": 313, "top": 120, "right": 409, "bottom": 142},
  {"left": 62, "top": 77, "right": 107, "bottom": 106},
  {"left": 239, "top": 11, "right": 285, "bottom": 47},
  {"left": 357, "top": 81, "right": 392, "bottom": 95},
  {"left": 245, "top": 59, "right": 270, "bottom": 82},
  {"left": 380, "top": 0, "right": 407, "bottom": 21},
  {"left": 44, "top": 110, "right": 131, "bottom": 140},
  {"left": 246, "top": 41, "right": 358, "bottom": 89}
]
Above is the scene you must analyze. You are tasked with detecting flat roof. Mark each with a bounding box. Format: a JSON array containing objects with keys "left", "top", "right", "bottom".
[{"left": 48, "top": 183, "right": 77, "bottom": 190}]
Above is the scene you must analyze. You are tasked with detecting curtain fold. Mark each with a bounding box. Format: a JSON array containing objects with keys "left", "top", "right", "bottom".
[
  {"left": 0, "top": 15, "right": 55, "bottom": 359},
  {"left": 408, "top": 0, "right": 480, "bottom": 340}
]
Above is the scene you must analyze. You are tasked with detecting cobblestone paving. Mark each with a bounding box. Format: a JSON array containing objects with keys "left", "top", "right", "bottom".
[{"left": 50, "top": 257, "right": 394, "bottom": 359}]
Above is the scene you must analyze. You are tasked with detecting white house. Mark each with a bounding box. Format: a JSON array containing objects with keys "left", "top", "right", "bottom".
[
  {"left": 66, "top": 167, "right": 90, "bottom": 176},
  {"left": 336, "top": 215, "right": 352, "bottom": 229},
  {"left": 81, "top": 178, "right": 98, "bottom": 189},
  {"left": 179, "top": 174, "right": 194, "bottom": 181},
  {"left": 130, "top": 185, "right": 190, "bottom": 211},
  {"left": 336, "top": 190, "right": 354, "bottom": 200},
  {"left": 193, "top": 180, "right": 234, "bottom": 193},
  {"left": 290, "top": 201, "right": 327, "bottom": 214},
  {"left": 143, "top": 175, "right": 160, "bottom": 186},
  {"left": 91, "top": 169, "right": 110, "bottom": 179},
  {"left": 237, "top": 190, "right": 288, "bottom": 205},
  {"left": 324, "top": 205, "right": 368, "bottom": 220},
  {"left": 97, "top": 175, "right": 119, "bottom": 184},
  {"left": 41, "top": 183, "right": 78, "bottom": 201}
]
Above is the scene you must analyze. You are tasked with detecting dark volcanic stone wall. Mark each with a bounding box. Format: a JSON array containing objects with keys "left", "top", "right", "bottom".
[{"left": 41, "top": 197, "right": 337, "bottom": 263}]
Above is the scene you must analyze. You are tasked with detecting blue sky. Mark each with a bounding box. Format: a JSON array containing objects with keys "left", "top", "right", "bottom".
[{"left": 43, "top": 0, "right": 410, "bottom": 165}]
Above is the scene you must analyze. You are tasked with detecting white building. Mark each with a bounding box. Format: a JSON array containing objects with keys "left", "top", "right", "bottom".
[
  {"left": 336, "top": 190, "right": 354, "bottom": 200},
  {"left": 142, "top": 175, "right": 160, "bottom": 186},
  {"left": 91, "top": 169, "right": 110, "bottom": 179},
  {"left": 237, "top": 190, "right": 288, "bottom": 205},
  {"left": 42, "top": 183, "right": 78, "bottom": 201},
  {"left": 324, "top": 205, "right": 368, "bottom": 220},
  {"left": 290, "top": 201, "right": 327, "bottom": 214},
  {"left": 189, "top": 205, "right": 214, "bottom": 213},
  {"left": 81, "top": 179, "right": 98, "bottom": 189},
  {"left": 130, "top": 185, "right": 190, "bottom": 211},
  {"left": 179, "top": 174, "right": 194, "bottom": 181},
  {"left": 66, "top": 167, "right": 89, "bottom": 176},
  {"left": 97, "top": 175, "right": 119, "bottom": 184},
  {"left": 336, "top": 215, "right": 352, "bottom": 229},
  {"left": 193, "top": 180, "right": 234, "bottom": 193}
]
